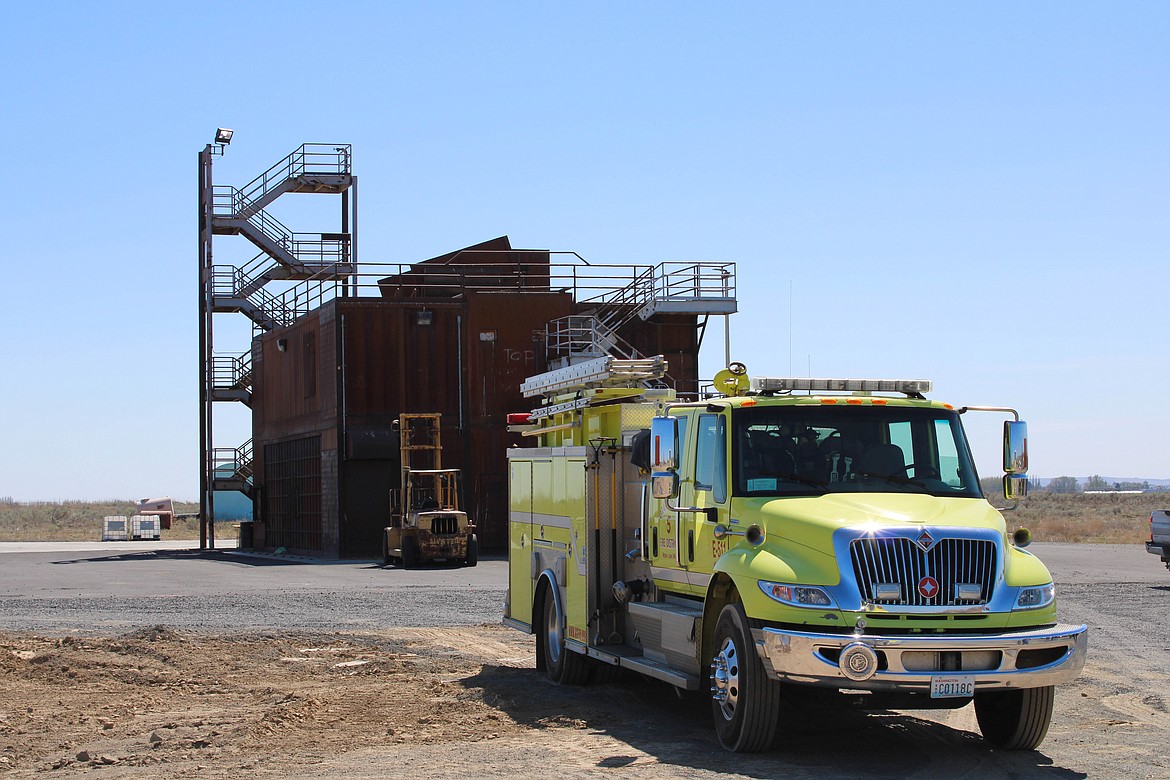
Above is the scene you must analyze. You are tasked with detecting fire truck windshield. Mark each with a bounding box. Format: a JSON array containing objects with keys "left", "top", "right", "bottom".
[{"left": 733, "top": 405, "right": 982, "bottom": 498}]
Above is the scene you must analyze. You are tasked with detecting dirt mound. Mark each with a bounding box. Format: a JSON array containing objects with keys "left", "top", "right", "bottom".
[{"left": 0, "top": 626, "right": 536, "bottom": 777}]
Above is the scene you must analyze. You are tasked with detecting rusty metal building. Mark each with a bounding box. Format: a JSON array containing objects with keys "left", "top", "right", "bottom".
[
  {"left": 249, "top": 237, "right": 735, "bottom": 557},
  {"left": 201, "top": 142, "right": 736, "bottom": 558}
]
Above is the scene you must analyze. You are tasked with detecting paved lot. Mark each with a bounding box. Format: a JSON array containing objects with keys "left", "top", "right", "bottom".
[
  {"left": 0, "top": 540, "right": 1162, "bottom": 631},
  {"left": 0, "top": 541, "right": 506, "bottom": 632}
]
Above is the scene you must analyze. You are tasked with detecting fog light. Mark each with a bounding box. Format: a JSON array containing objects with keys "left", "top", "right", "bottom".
[
  {"left": 874, "top": 583, "right": 901, "bottom": 601},
  {"left": 955, "top": 583, "right": 983, "bottom": 601}
]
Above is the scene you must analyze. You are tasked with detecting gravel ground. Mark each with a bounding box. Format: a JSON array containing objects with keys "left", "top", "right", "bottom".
[{"left": 0, "top": 541, "right": 1167, "bottom": 778}]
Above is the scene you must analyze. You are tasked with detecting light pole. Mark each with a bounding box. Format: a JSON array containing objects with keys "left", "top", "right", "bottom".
[{"left": 198, "top": 128, "right": 232, "bottom": 549}]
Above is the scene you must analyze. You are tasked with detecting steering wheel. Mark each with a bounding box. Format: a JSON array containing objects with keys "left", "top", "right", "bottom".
[{"left": 901, "top": 463, "right": 939, "bottom": 479}]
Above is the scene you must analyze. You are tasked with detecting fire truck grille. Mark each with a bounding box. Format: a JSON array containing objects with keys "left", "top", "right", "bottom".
[{"left": 849, "top": 537, "right": 997, "bottom": 607}]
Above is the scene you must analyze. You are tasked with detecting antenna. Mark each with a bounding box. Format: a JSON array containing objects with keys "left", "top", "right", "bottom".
[{"left": 788, "top": 281, "right": 793, "bottom": 376}]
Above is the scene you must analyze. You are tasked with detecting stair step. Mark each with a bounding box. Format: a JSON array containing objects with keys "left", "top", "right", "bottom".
[{"left": 579, "top": 642, "right": 700, "bottom": 690}]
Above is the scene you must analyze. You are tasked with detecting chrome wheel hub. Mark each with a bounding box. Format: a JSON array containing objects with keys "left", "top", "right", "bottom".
[
  {"left": 545, "top": 596, "right": 562, "bottom": 665},
  {"left": 710, "top": 636, "right": 741, "bottom": 720}
]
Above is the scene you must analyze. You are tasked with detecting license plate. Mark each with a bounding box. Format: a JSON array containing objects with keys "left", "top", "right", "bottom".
[{"left": 930, "top": 674, "right": 975, "bottom": 699}]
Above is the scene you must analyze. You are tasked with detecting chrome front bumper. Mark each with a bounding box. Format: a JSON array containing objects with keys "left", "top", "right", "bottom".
[{"left": 752, "top": 623, "right": 1088, "bottom": 692}]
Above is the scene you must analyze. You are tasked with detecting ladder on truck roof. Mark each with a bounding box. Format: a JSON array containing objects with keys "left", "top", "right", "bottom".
[
  {"left": 520, "top": 356, "right": 669, "bottom": 424},
  {"left": 520, "top": 355, "right": 668, "bottom": 398}
]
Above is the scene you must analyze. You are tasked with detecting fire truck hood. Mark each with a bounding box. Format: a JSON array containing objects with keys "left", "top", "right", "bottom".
[{"left": 745, "top": 494, "right": 1008, "bottom": 554}]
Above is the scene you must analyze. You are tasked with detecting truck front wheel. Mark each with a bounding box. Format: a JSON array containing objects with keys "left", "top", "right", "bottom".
[
  {"left": 710, "top": 603, "right": 781, "bottom": 752},
  {"left": 974, "top": 685, "right": 1054, "bottom": 750},
  {"left": 538, "top": 586, "right": 590, "bottom": 685}
]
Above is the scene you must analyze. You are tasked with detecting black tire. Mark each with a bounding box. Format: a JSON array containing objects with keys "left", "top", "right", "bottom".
[
  {"left": 401, "top": 536, "right": 419, "bottom": 569},
  {"left": 382, "top": 531, "right": 393, "bottom": 566},
  {"left": 590, "top": 658, "right": 623, "bottom": 685},
  {"left": 464, "top": 534, "right": 478, "bottom": 567},
  {"left": 709, "top": 603, "right": 781, "bottom": 752},
  {"left": 537, "top": 585, "right": 590, "bottom": 685},
  {"left": 975, "top": 685, "right": 1054, "bottom": 750}
]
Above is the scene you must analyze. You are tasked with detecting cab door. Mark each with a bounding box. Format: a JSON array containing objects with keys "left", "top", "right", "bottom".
[
  {"left": 686, "top": 411, "right": 731, "bottom": 578},
  {"left": 649, "top": 410, "right": 731, "bottom": 595},
  {"left": 649, "top": 412, "right": 690, "bottom": 582}
]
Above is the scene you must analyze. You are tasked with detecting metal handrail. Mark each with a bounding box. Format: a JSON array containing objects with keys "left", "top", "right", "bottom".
[
  {"left": 545, "top": 315, "right": 641, "bottom": 361},
  {"left": 213, "top": 186, "right": 350, "bottom": 267},
  {"left": 211, "top": 351, "right": 252, "bottom": 390},
  {"left": 212, "top": 439, "right": 253, "bottom": 482},
  {"left": 654, "top": 261, "right": 736, "bottom": 301},
  {"left": 237, "top": 143, "right": 352, "bottom": 208},
  {"left": 214, "top": 254, "right": 735, "bottom": 335}
]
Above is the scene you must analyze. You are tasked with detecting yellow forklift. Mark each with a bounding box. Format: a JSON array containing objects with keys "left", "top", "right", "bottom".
[{"left": 383, "top": 413, "right": 477, "bottom": 568}]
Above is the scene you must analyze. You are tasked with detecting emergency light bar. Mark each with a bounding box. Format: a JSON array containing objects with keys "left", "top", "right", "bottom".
[{"left": 751, "top": 377, "right": 932, "bottom": 396}]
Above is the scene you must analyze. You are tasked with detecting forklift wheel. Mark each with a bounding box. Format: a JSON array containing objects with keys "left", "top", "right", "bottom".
[{"left": 401, "top": 536, "right": 419, "bottom": 568}]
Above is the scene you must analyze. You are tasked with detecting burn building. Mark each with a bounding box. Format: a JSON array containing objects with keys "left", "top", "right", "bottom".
[{"left": 200, "top": 143, "right": 736, "bottom": 558}]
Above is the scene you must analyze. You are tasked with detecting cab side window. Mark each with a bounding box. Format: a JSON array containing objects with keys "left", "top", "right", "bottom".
[{"left": 694, "top": 414, "right": 727, "bottom": 503}]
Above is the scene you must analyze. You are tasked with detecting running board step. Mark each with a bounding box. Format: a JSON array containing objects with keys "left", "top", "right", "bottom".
[{"left": 579, "top": 642, "right": 700, "bottom": 691}]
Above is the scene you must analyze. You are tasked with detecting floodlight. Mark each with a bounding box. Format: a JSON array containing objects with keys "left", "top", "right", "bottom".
[{"left": 215, "top": 127, "right": 234, "bottom": 144}]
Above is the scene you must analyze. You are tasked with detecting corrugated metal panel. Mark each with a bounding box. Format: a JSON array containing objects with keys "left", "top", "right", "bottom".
[
  {"left": 251, "top": 282, "right": 703, "bottom": 557},
  {"left": 463, "top": 290, "right": 574, "bottom": 548}
]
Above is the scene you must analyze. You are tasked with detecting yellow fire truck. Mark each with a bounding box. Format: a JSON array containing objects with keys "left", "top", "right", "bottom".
[{"left": 504, "top": 357, "right": 1087, "bottom": 752}]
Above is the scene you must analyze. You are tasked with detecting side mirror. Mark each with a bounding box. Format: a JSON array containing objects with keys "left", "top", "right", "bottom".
[
  {"left": 1003, "top": 421, "right": 1028, "bottom": 474},
  {"left": 650, "top": 416, "right": 680, "bottom": 500},
  {"left": 1004, "top": 474, "right": 1028, "bottom": 501},
  {"left": 650, "top": 416, "right": 679, "bottom": 471},
  {"left": 651, "top": 471, "right": 679, "bottom": 500}
]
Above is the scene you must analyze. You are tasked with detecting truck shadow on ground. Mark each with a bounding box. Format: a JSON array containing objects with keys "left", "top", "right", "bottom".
[
  {"left": 464, "top": 664, "right": 1088, "bottom": 780},
  {"left": 50, "top": 550, "right": 310, "bottom": 567}
]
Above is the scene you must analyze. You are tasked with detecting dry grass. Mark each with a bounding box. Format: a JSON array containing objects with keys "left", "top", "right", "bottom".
[
  {"left": 1, "top": 493, "right": 1163, "bottom": 545},
  {"left": 0, "top": 499, "right": 202, "bottom": 542},
  {"left": 1002, "top": 491, "right": 1166, "bottom": 544}
]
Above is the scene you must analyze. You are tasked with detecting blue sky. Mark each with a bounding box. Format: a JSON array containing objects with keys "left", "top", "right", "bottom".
[{"left": 1, "top": 1, "right": 1167, "bottom": 500}]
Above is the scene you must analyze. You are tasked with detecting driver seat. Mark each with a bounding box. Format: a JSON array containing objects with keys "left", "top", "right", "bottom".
[{"left": 858, "top": 443, "right": 906, "bottom": 478}]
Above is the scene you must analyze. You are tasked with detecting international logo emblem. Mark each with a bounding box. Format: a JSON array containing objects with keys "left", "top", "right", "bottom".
[
  {"left": 915, "top": 530, "right": 935, "bottom": 552},
  {"left": 917, "top": 576, "right": 940, "bottom": 599}
]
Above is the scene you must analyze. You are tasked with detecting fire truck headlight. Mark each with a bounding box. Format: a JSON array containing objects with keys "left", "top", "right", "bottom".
[
  {"left": 759, "top": 581, "right": 836, "bottom": 609},
  {"left": 1015, "top": 583, "right": 1055, "bottom": 609}
]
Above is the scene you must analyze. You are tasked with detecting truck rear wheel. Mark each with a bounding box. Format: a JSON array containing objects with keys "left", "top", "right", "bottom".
[
  {"left": 538, "top": 585, "right": 590, "bottom": 685},
  {"left": 710, "top": 603, "right": 781, "bottom": 752},
  {"left": 975, "top": 685, "right": 1054, "bottom": 750},
  {"left": 463, "top": 534, "right": 478, "bottom": 567}
]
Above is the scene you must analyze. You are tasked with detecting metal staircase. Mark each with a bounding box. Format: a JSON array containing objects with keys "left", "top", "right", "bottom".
[
  {"left": 547, "top": 262, "right": 736, "bottom": 365},
  {"left": 212, "top": 439, "right": 253, "bottom": 499},
  {"left": 200, "top": 139, "right": 357, "bottom": 543},
  {"left": 211, "top": 351, "right": 253, "bottom": 407},
  {"left": 235, "top": 144, "right": 353, "bottom": 214},
  {"left": 212, "top": 186, "right": 350, "bottom": 273}
]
